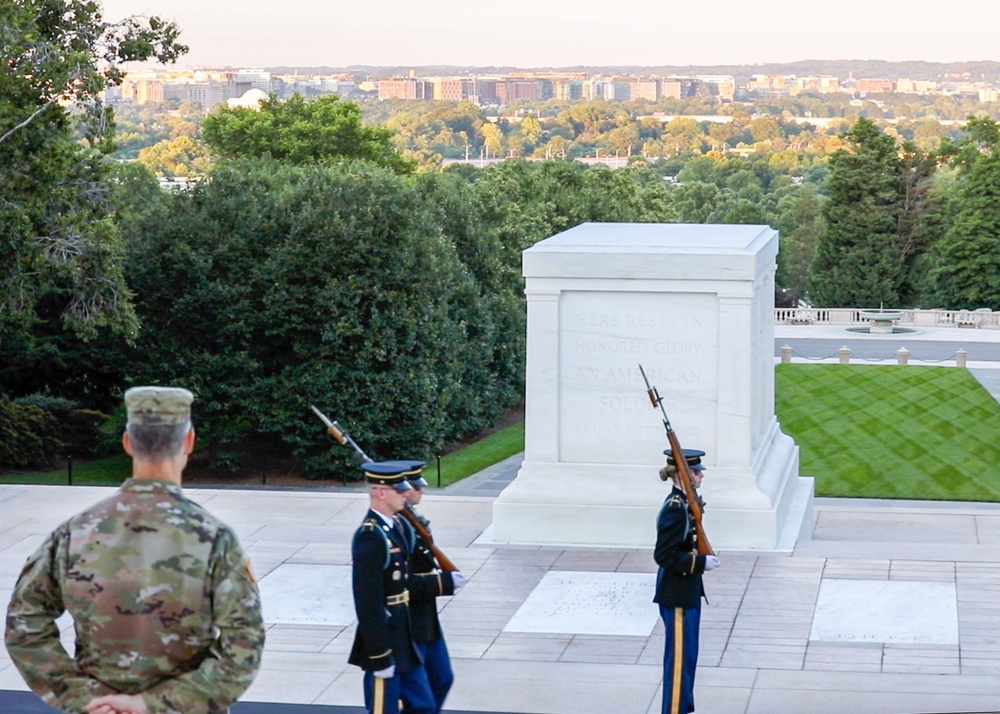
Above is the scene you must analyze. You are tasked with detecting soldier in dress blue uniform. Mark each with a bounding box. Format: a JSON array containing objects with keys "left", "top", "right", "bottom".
[
  {"left": 654, "top": 448, "right": 721, "bottom": 714},
  {"left": 399, "top": 461, "right": 468, "bottom": 714},
  {"left": 349, "top": 462, "right": 435, "bottom": 714}
]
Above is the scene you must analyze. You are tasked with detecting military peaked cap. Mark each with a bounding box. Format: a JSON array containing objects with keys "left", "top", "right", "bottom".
[
  {"left": 664, "top": 448, "right": 706, "bottom": 471},
  {"left": 361, "top": 461, "right": 414, "bottom": 491}
]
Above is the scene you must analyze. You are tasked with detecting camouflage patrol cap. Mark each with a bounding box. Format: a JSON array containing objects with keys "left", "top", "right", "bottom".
[{"left": 125, "top": 386, "right": 194, "bottom": 426}]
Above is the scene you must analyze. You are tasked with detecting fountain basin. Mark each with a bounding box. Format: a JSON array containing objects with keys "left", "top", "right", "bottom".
[{"left": 858, "top": 309, "right": 904, "bottom": 334}]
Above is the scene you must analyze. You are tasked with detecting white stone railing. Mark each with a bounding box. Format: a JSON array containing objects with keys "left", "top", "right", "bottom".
[{"left": 774, "top": 307, "right": 1000, "bottom": 329}]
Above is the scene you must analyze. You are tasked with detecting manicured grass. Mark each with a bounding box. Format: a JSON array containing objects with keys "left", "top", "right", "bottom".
[
  {"left": 10, "top": 365, "right": 998, "bottom": 502},
  {"left": 2, "top": 452, "right": 131, "bottom": 486},
  {"left": 425, "top": 421, "right": 525, "bottom": 488},
  {"left": 776, "top": 364, "right": 1000, "bottom": 501}
]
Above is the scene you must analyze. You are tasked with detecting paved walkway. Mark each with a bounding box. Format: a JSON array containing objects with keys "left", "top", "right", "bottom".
[
  {"left": 4, "top": 324, "right": 1000, "bottom": 714},
  {"left": 4, "top": 485, "right": 1000, "bottom": 714}
]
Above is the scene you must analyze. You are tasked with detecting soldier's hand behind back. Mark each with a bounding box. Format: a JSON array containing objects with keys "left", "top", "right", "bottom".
[{"left": 85, "top": 694, "right": 149, "bottom": 714}]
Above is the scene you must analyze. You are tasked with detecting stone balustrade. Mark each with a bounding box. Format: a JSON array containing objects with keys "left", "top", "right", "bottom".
[{"left": 774, "top": 307, "right": 1000, "bottom": 329}]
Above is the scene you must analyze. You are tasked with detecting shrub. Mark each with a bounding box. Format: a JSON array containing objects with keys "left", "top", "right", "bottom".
[
  {"left": 0, "top": 395, "right": 63, "bottom": 469},
  {"left": 13, "top": 394, "right": 109, "bottom": 457}
]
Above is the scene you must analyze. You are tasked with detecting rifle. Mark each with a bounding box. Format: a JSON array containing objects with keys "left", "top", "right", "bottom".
[
  {"left": 403, "top": 504, "right": 458, "bottom": 572},
  {"left": 309, "top": 405, "right": 459, "bottom": 572},
  {"left": 309, "top": 405, "right": 372, "bottom": 462},
  {"left": 637, "top": 365, "right": 715, "bottom": 556}
]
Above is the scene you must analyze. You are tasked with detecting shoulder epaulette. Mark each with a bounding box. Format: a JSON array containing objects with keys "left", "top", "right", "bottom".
[{"left": 358, "top": 517, "right": 392, "bottom": 569}]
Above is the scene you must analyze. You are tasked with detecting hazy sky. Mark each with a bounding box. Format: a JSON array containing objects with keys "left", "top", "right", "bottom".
[{"left": 102, "top": 0, "right": 1000, "bottom": 69}]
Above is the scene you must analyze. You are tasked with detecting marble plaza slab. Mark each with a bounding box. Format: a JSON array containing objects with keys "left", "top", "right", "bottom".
[
  {"left": 810, "top": 579, "right": 958, "bottom": 645},
  {"left": 503, "top": 571, "right": 659, "bottom": 636},
  {"left": 258, "top": 563, "right": 355, "bottom": 626}
]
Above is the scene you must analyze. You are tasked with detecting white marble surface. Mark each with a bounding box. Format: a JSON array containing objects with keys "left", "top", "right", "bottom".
[
  {"left": 258, "top": 563, "right": 355, "bottom": 626},
  {"left": 493, "top": 222, "right": 813, "bottom": 549},
  {"left": 810, "top": 579, "right": 958, "bottom": 645},
  {"left": 503, "top": 571, "right": 659, "bottom": 636},
  {"left": 557, "top": 290, "right": 719, "bottom": 464}
]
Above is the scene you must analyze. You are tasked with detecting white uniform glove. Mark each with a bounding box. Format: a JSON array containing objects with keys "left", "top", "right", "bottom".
[
  {"left": 704, "top": 555, "right": 721, "bottom": 571},
  {"left": 451, "top": 571, "right": 469, "bottom": 590},
  {"left": 373, "top": 665, "right": 395, "bottom": 679}
]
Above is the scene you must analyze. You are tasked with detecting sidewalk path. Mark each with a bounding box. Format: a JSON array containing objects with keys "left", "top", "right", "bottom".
[
  {"left": 4, "top": 484, "right": 1000, "bottom": 714},
  {"left": 4, "top": 325, "right": 1000, "bottom": 713}
]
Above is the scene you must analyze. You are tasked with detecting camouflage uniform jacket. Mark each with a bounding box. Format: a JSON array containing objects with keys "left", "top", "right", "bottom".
[{"left": 4, "top": 478, "right": 265, "bottom": 714}]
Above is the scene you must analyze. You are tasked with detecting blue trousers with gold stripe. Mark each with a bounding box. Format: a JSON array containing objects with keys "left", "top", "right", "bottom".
[
  {"left": 659, "top": 603, "right": 701, "bottom": 714},
  {"left": 415, "top": 637, "right": 454, "bottom": 714},
  {"left": 363, "top": 665, "right": 435, "bottom": 714}
]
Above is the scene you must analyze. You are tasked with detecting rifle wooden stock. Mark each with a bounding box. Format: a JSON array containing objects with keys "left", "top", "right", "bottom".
[
  {"left": 311, "top": 405, "right": 460, "bottom": 572},
  {"left": 638, "top": 363, "right": 714, "bottom": 557},
  {"left": 400, "top": 507, "right": 459, "bottom": 572},
  {"left": 664, "top": 428, "right": 715, "bottom": 557}
]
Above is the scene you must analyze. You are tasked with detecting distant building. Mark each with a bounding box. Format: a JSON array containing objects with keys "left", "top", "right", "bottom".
[
  {"left": 660, "top": 80, "right": 682, "bottom": 100},
  {"left": 895, "top": 78, "right": 938, "bottom": 94},
  {"left": 497, "top": 79, "right": 539, "bottom": 104},
  {"left": 135, "top": 80, "right": 164, "bottom": 104},
  {"left": 430, "top": 77, "right": 467, "bottom": 101},
  {"left": 637, "top": 78, "right": 659, "bottom": 101},
  {"left": 186, "top": 82, "right": 226, "bottom": 107},
  {"left": 553, "top": 78, "right": 584, "bottom": 100},
  {"left": 231, "top": 69, "right": 273, "bottom": 93},
  {"left": 378, "top": 78, "right": 430, "bottom": 100},
  {"left": 227, "top": 88, "right": 269, "bottom": 110},
  {"left": 855, "top": 78, "right": 892, "bottom": 93}
]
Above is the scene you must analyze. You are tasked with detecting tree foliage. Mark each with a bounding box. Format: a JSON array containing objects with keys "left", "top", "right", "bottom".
[
  {"left": 930, "top": 117, "right": 1000, "bottom": 308},
  {"left": 201, "top": 94, "right": 415, "bottom": 173},
  {"left": 118, "top": 159, "right": 500, "bottom": 475},
  {"left": 809, "top": 118, "right": 936, "bottom": 307},
  {"left": 0, "top": 0, "right": 186, "bottom": 398}
]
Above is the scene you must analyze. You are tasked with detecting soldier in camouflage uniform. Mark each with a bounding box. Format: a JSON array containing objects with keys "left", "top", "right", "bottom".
[{"left": 4, "top": 386, "right": 265, "bottom": 714}]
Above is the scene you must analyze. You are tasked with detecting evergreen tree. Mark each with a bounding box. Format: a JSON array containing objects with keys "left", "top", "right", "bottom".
[
  {"left": 930, "top": 117, "right": 1000, "bottom": 308},
  {"left": 809, "top": 118, "right": 936, "bottom": 307}
]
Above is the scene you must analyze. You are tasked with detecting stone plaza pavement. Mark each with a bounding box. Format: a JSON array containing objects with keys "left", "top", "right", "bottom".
[{"left": 4, "top": 479, "right": 1000, "bottom": 714}]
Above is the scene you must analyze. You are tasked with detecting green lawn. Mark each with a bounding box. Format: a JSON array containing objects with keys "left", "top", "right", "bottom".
[
  {"left": 776, "top": 364, "right": 1000, "bottom": 501},
  {"left": 425, "top": 422, "right": 525, "bottom": 488},
  {"left": 8, "top": 365, "right": 1000, "bottom": 502},
  {"left": 2, "top": 423, "right": 526, "bottom": 490},
  {"left": 3, "top": 452, "right": 131, "bottom": 486}
]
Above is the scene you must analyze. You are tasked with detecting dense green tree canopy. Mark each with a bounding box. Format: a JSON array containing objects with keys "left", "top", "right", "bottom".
[
  {"left": 0, "top": 0, "right": 186, "bottom": 400},
  {"left": 117, "top": 159, "right": 500, "bottom": 473},
  {"left": 930, "top": 118, "right": 1000, "bottom": 309},
  {"left": 809, "top": 118, "right": 936, "bottom": 307},
  {"left": 202, "top": 94, "right": 415, "bottom": 173}
]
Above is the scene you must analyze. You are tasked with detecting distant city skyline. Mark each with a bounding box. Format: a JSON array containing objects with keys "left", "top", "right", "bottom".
[{"left": 103, "top": 0, "right": 1000, "bottom": 70}]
